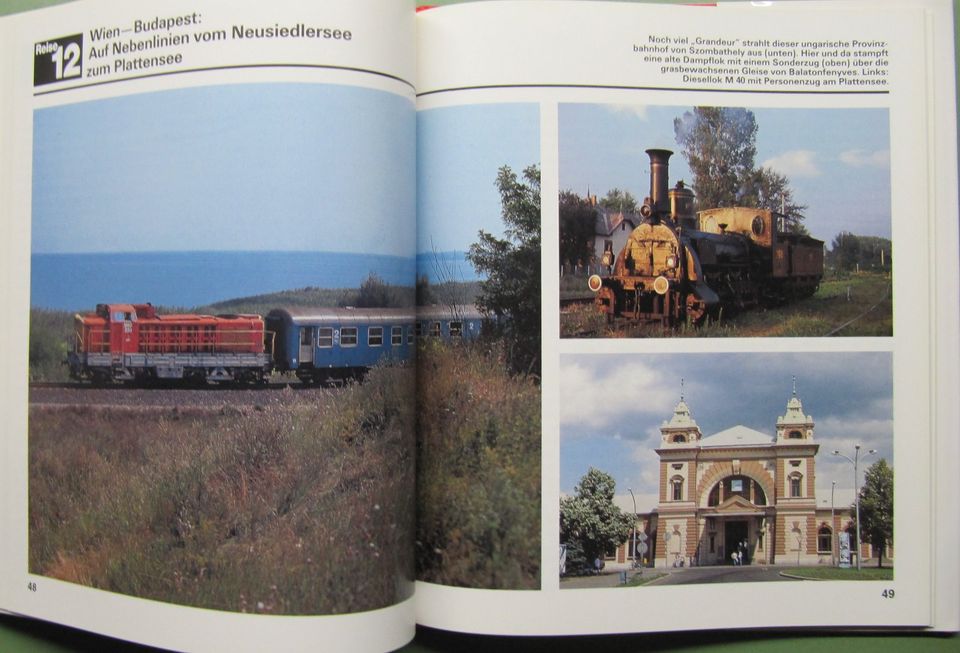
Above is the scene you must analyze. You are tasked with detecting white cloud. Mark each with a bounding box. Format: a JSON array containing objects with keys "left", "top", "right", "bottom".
[
  {"left": 839, "top": 148, "right": 890, "bottom": 168},
  {"left": 761, "top": 150, "right": 821, "bottom": 178},
  {"left": 558, "top": 358, "right": 675, "bottom": 431},
  {"left": 605, "top": 104, "right": 649, "bottom": 120}
]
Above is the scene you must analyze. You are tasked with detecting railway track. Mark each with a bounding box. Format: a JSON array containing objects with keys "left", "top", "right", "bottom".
[{"left": 29, "top": 381, "right": 335, "bottom": 408}]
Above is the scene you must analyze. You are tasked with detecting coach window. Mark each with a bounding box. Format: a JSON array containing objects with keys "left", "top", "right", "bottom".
[
  {"left": 341, "top": 327, "right": 358, "bottom": 347},
  {"left": 430, "top": 321, "right": 441, "bottom": 337},
  {"left": 368, "top": 327, "right": 384, "bottom": 347},
  {"left": 300, "top": 328, "right": 312, "bottom": 347},
  {"left": 450, "top": 321, "right": 463, "bottom": 337},
  {"left": 391, "top": 326, "right": 403, "bottom": 346},
  {"left": 407, "top": 326, "right": 414, "bottom": 344},
  {"left": 317, "top": 328, "right": 333, "bottom": 348}
]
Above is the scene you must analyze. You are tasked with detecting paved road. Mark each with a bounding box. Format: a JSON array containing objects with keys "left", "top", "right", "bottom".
[{"left": 561, "top": 565, "right": 801, "bottom": 589}]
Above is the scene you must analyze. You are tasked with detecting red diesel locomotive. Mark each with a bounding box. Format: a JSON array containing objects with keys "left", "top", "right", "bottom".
[{"left": 67, "top": 303, "right": 272, "bottom": 384}]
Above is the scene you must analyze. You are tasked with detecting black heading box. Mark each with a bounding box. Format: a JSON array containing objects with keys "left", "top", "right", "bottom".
[{"left": 34, "top": 34, "right": 84, "bottom": 86}]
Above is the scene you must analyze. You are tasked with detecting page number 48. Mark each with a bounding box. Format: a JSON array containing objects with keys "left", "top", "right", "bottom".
[{"left": 27, "top": 581, "right": 37, "bottom": 592}]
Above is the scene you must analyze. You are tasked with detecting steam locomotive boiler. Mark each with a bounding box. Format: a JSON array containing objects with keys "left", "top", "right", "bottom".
[{"left": 587, "top": 149, "right": 823, "bottom": 326}]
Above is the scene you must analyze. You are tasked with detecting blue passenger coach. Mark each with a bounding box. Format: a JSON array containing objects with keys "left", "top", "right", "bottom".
[
  {"left": 415, "top": 305, "right": 486, "bottom": 340},
  {"left": 266, "top": 307, "right": 415, "bottom": 384}
]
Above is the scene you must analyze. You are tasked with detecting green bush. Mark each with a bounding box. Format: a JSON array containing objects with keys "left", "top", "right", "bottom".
[{"left": 415, "top": 339, "right": 541, "bottom": 589}]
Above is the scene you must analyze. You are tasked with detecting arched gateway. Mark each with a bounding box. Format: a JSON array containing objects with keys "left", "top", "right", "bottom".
[{"left": 652, "top": 383, "right": 821, "bottom": 567}]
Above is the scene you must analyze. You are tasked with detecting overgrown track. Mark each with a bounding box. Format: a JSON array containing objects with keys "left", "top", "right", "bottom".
[{"left": 29, "top": 383, "right": 336, "bottom": 408}]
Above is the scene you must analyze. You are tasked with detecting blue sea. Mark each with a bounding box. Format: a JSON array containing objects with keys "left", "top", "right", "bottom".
[
  {"left": 415, "top": 251, "right": 479, "bottom": 284},
  {"left": 30, "top": 251, "right": 419, "bottom": 311}
]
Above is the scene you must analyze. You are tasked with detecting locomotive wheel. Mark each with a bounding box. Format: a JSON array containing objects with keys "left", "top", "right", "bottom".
[
  {"left": 685, "top": 294, "right": 708, "bottom": 325},
  {"left": 595, "top": 286, "right": 618, "bottom": 323}
]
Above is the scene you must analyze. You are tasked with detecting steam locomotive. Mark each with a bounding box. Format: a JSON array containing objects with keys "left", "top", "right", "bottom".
[{"left": 587, "top": 149, "right": 823, "bottom": 326}]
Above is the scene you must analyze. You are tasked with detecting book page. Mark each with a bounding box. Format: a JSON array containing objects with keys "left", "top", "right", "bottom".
[
  {"left": 0, "top": 1, "right": 418, "bottom": 651},
  {"left": 415, "top": 0, "right": 958, "bottom": 636}
]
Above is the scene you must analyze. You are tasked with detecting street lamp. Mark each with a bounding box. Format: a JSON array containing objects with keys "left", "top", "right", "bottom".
[
  {"left": 832, "top": 445, "right": 877, "bottom": 571},
  {"left": 830, "top": 480, "right": 836, "bottom": 567},
  {"left": 628, "top": 488, "right": 637, "bottom": 569}
]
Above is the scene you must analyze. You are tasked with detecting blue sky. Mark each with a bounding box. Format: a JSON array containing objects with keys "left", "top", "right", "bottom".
[
  {"left": 559, "top": 104, "right": 891, "bottom": 242},
  {"left": 560, "top": 352, "right": 893, "bottom": 506},
  {"left": 32, "top": 83, "right": 415, "bottom": 256},
  {"left": 417, "top": 103, "right": 540, "bottom": 256}
]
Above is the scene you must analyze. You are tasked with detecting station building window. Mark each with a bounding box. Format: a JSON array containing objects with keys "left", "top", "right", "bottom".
[
  {"left": 670, "top": 476, "right": 683, "bottom": 501},
  {"left": 818, "top": 525, "right": 833, "bottom": 553},
  {"left": 789, "top": 473, "right": 803, "bottom": 498}
]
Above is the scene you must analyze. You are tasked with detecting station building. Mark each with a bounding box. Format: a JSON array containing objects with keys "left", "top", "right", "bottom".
[{"left": 609, "top": 387, "right": 888, "bottom": 568}]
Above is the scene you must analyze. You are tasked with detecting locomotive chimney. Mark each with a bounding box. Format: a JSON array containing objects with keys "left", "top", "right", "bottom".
[{"left": 646, "top": 148, "right": 673, "bottom": 217}]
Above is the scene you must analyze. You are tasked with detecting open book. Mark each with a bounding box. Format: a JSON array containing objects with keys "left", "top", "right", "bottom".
[{"left": 1, "top": 0, "right": 957, "bottom": 650}]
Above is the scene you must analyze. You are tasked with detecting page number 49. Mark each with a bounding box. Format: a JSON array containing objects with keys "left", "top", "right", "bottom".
[{"left": 881, "top": 589, "right": 895, "bottom": 599}]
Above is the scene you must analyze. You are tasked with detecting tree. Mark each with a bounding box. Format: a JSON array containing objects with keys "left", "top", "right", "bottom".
[
  {"left": 415, "top": 274, "right": 436, "bottom": 306},
  {"left": 560, "top": 468, "right": 634, "bottom": 573},
  {"left": 558, "top": 190, "right": 596, "bottom": 269},
  {"left": 467, "top": 164, "right": 541, "bottom": 377},
  {"left": 742, "top": 166, "right": 808, "bottom": 232},
  {"left": 353, "top": 272, "right": 391, "bottom": 307},
  {"left": 674, "top": 106, "right": 758, "bottom": 209},
  {"left": 856, "top": 458, "right": 893, "bottom": 568},
  {"left": 599, "top": 187, "right": 639, "bottom": 213},
  {"left": 827, "top": 232, "right": 891, "bottom": 273}
]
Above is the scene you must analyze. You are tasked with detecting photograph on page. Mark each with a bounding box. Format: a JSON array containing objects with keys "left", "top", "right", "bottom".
[
  {"left": 559, "top": 351, "right": 893, "bottom": 588},
  {"left": 558, "top": 104, "right": 891, "bottom": 338},
  {"left": 415, "top": 102, "right": 542, "bottom": 590},
  {"left": 28, "top": 81, "right": 418, "bottom": 615}
]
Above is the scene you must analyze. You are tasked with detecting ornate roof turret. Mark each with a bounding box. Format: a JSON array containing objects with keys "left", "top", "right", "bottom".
[
  {"left": 661, "top": 379, "right": 702, "bottom": 446},
  {"left": 776, "top": 376, "right": 815, "bottom": 442}
]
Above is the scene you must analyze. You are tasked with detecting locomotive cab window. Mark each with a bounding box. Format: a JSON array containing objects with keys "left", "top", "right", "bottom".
[
  {"left": 317, "top": 327, "right": 333, "bottom": 348},
  {"left": 368, "top": 326, "right": 383, "bottom": 347},
  {"left": 341, "top": 327, "right": 358, "bottom": 347}
]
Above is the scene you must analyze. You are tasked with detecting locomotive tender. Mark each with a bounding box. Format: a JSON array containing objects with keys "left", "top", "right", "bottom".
[
  {"left": 588, "top": 149, "right": 823, "bottom": 326},
  {"left": 67, "top": 302, "right": 482, "bottom": 384}
]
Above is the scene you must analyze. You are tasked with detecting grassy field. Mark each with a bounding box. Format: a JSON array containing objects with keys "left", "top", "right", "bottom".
[
  {"left": 561, "top": 272, "right": 892, "bottom": 338},
  {"left": 416, "top": 339, "right": 541, "bottom": 589},
  {"left": 29, "top": 366, "right": 415, "bottom": 614},
  {"left": 781, "top": 566, "right": 894, "bottom": 581}
]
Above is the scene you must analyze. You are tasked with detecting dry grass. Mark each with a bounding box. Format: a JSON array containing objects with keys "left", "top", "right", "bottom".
[
  {"left": 29, "top": 366, "right": 415, "bottom": 614},
  {"left": 560, "top": 273, "right": 892, "bottom": 338},
  {"left": 415, "top": 340, "right": 541, "bottom": 589}
]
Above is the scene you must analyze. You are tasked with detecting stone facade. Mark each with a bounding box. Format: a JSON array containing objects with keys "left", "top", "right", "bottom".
[{"left": 620, "top": 386, "right": 855, "bottom": 568}]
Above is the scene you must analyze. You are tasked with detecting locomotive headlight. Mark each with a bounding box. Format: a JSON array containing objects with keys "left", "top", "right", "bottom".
[
  {"left": 666, "top": 254, "right": 678, "bottom": 269},
  {"left": 653, "top": 275, "right": 671, "bottom": 295},
  {"left": 587, "top": 274, "right": 603, "bottom": 293}
]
